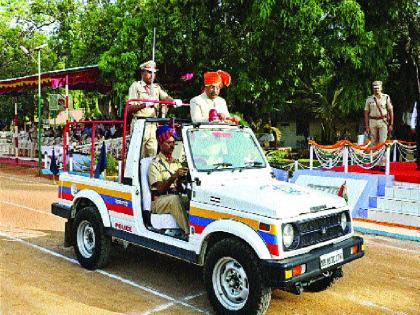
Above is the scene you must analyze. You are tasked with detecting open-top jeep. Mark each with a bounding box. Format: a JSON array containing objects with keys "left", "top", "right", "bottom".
[{"left": 52, "top": 114, "right": 364, "bottom": 315}]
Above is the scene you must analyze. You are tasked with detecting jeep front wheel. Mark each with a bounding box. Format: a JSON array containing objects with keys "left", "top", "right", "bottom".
[
  {"left": 73, "top": 206, "right": 111, "bottom": 270},
  {"left": 204, "top": 238, "right": 271, "bottom": 315}
]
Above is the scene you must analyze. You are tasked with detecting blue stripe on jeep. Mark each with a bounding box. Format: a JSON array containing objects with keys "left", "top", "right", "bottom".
[
  {"left": 258, "top": 230, "right": 278, "bottom": 245},
  {"left": 100, "top": 194, "right": 133, "bottom": 209},
  {"left": 189, "top": 215, "right": 214, "bottom": 227}
]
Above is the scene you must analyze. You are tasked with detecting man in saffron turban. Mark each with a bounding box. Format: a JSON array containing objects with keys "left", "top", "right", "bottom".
[{"left": 190, "top": 70, "right": 239, "bottom": 123}]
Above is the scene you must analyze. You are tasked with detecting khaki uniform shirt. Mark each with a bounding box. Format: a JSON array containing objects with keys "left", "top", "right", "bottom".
[
  {"left": 128, "top": 80, "right": 169, "bottom": 118},
  {"left": 190, "top": 93, "right": 230, "bottom": 123},
  {"left": 364, "top": 93, "right": 393, "bottom": 118},
  {"left": 148, "top": 152, "right": 182, "bottom": 192}
]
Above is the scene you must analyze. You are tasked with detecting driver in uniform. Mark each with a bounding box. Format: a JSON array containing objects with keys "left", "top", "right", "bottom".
[{"left": 148, "top": 125, "right": 189, "bottom": 235}]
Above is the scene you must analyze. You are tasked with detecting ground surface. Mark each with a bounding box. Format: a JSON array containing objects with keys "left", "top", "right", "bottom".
[{"left": 0, "top": 165, "right": 419, "bottom": 315}]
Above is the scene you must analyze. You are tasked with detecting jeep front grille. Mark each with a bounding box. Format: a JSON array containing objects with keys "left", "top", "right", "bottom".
[{"left": 284, "top": 211, "right": 351, "bottom": 251}]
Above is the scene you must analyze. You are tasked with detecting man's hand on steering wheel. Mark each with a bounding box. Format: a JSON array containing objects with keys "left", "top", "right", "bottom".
[
  {"left": 175, "top": 167, "right": 188, "bottom": 179},
  {"left": 176, "top": 167, "right": 190, "bottom": 194}
]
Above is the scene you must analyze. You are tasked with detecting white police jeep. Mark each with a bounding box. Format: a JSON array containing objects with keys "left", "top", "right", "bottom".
[{"left": 52, "top": 118, "right": 364, "bottom": 315}]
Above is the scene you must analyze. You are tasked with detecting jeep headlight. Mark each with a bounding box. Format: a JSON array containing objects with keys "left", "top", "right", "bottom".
[
  {"left": 282, "top": 224, "right": 295, "bottom": 248},
  {"left": 340, "top": 212, "right": 348, "bottom": 231}
]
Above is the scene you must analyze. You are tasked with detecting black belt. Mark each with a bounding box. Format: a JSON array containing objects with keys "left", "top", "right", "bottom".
[
  {"left": 152, "top": 189, "right": 177, "bottom": 198},
  {"left": 369, "top": 116, "right": 387, "bottom": 120}
]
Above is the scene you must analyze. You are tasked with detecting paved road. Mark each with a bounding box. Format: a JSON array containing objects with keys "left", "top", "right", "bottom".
[{"left": 1, "top": 165, "right": 419, "bottom": 314}]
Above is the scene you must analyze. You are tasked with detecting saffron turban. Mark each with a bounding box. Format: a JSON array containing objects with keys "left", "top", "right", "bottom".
[{"left": 204, "top": 70, "right": 231, "bottom": 88}]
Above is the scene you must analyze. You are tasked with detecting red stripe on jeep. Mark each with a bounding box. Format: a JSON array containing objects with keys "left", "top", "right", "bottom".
[
  {"left": 106, "top": 202, "right": 133, "bottom": 216},
  {"left": 191, "top": 223, "right": 205, "bottom": 234},
  {"left": 61, "top": 192, "right": 74, "bottom": 201},
  {"left": 266, "top": 243, "right": 279, "bottom": 256}
]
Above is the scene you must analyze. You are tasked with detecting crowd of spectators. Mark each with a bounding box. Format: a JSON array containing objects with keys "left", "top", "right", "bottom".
[{"left": 69, "top": 117, "right": 123, "bottom": 145}]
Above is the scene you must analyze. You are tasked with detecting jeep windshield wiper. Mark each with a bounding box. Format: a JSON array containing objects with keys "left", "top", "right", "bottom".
[
  {"left": 241, "top": 161, "right": 265, "bottom": 168},
  {"left": 212, "top": 162, "right": 233, "bottom": 170}
]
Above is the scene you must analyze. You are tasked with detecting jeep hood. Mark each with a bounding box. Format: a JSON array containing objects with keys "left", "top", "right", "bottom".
[{"left": 193, "top": 176, "right": 346, "bottom": 219}]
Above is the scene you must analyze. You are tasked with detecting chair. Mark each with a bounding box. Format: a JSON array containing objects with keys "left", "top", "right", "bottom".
[{"left": 140, "top": 157, "right": 179, "bottom": 229}]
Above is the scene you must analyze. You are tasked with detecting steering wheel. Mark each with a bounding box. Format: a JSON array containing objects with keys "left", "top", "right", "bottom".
[{"left": 177, "top": 171, "right": 192, "bottom": 198}]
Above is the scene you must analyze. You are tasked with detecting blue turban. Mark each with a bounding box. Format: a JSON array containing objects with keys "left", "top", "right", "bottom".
[{"left": 156, "top": 125, "right": 176, "bottom": 143}]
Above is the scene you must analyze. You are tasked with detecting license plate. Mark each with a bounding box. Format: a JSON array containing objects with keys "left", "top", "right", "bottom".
[{"left": 320, "top": 248, "right": 344, "bottom": 269}]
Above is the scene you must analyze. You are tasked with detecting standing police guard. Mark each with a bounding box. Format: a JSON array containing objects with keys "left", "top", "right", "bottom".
[
  {"left": 148, "top": 125, "right": 190, "bottom": 235},
  {"left": 364, "top": 81, "right": 394, "bottom": 145},
  {"left": 128, "top": 60, "right": 181, "bottom": 157}
]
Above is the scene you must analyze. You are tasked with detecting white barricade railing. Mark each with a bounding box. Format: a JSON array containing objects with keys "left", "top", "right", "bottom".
[
  {"left": 269, "top": 140, "right": 417, "bottom": 178},
  {"left": 308, "top": 140, "right": 417, "bottom": 175}
]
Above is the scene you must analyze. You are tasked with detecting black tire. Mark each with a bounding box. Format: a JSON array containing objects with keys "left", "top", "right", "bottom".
[
  {"left": 72, "top": 206, "right": 111, "bottom": 270},
  {"left": 203, "top": 238, "right": 271, "bottom": 315}
]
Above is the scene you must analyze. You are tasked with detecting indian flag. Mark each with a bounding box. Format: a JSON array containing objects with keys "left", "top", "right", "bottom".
[{"left": 337, "top": 181, "right": 348, "bottom": 203}]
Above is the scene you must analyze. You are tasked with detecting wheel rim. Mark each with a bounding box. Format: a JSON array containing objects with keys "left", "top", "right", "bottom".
[
  {"left": 77, "top": 220, "right": 96, "bottom": 258},
  {"left": 212, "top": 256, "right": 249, "bottom": 310}
]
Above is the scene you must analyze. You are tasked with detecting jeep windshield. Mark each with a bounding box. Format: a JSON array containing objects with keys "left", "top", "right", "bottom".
[{"left": 187, "top": 128, "right": 266, "bottom": 172}]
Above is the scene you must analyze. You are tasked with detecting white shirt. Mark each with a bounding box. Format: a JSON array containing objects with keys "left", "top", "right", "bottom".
[
  {"left": 190, "top": 92, "right": 230, "bottom": 123},
  {"left": 410, "top": 101, "right": 417, "bottom": 129}
]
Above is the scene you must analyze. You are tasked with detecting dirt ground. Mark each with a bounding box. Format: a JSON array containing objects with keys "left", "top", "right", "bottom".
[{"left": 1, "top": 164, "right": 419, "bottom": 315}]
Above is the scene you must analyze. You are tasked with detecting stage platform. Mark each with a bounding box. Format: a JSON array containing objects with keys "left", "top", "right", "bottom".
[
  {"left": 292, "top": 164, "right": 420, "bottom": 236},
  {"left": 331, "top": 162, "right": 420, "bottom": 184}
]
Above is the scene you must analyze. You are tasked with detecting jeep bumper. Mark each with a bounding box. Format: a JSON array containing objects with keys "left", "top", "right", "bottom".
[
  {"left": 52, "top": 202, "right": 72, "bottom": 219},
  {"left": 51, "top": 202, "right": 73, "bottom": 247},
  {"left": 261, "top": 236, "right": 364, "bottom": 288}
]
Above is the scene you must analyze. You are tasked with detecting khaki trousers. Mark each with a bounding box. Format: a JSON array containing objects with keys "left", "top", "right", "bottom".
[
  {"left": 151, "top": 194, "right": 189, "bottom": 234},
  {"left": 142, "top": 123, "right": 158, "bottom": 157},
  {"left": 131, "top": 119, "right": 158, "bottom": 158},
  {"left": 369, "top": 119, "right": 388, "bottom": 145}
]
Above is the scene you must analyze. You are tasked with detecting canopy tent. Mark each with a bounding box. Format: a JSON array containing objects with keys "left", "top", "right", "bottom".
[{"left": 0, "top": 65, "right": 111, "bottom": 95}]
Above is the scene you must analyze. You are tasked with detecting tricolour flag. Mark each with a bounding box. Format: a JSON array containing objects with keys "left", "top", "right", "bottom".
[{"left": 337, "top": 181, "right": 348, "bottom": 203}]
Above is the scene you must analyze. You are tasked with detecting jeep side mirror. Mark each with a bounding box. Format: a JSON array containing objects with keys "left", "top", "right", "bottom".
[{"left": 194, "top": 177, "right": 201, "bottom": 186}]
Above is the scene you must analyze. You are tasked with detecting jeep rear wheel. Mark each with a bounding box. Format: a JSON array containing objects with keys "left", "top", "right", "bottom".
[
  {"left": 204, "top": 238, "right": 271, "bottom": 315},
  {"left": 73, "top": 206, "right": 111, "bottom": 270}
]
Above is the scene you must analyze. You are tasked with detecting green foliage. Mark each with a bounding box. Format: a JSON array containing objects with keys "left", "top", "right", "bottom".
[
  {"left": 266, "top": 150, "right": 287, "bottom": 165},
  {"left": 106, "top": 154, "right": 118, "bottom": 176},
  {"left": 230, "top": 111, "right": 250, "bottom": 127},
  {"left": 1, "top": 0, "right": 418, "bottom": 135}
]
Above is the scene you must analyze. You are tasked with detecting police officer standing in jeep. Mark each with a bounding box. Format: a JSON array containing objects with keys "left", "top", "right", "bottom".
[
  {"left": 364, "top": 80, "right": 394, "bottom": 145},
  {"left": 128, "top": 60, "right": 181, "bottom": 157}
]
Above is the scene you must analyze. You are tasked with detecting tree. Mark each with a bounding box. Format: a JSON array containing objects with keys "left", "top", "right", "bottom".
[
  {"left": 0, "top": 0, "right": 58, "bottom": 125},
  {"left": 1, "top": 0, "right": 418, "bottom": 137}
]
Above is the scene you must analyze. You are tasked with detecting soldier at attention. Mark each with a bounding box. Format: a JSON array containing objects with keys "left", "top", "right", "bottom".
[{"left": 364, "top": 80, "right": 394, "bottom": 145}]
